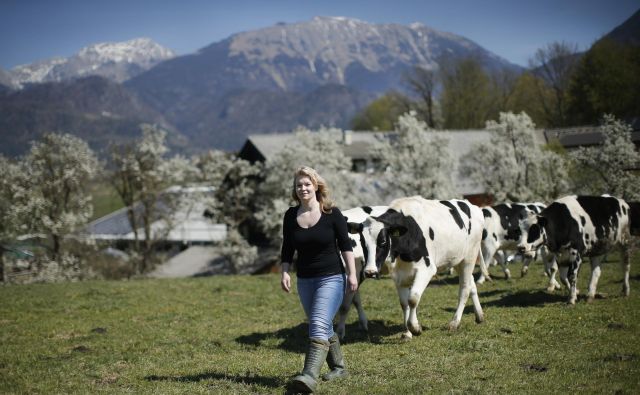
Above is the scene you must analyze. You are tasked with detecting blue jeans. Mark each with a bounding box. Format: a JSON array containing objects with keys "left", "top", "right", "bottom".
[{"left": 297, "top": 274, "right": 346, "bottom": 340}]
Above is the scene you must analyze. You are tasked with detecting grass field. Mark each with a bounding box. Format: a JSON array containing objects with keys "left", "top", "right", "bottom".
[
  {"left": 1, "top": 252, "right": 640, "bottom": 394},
  {"left": 88, "top": 179, "right": 124, "bottom": 221}
]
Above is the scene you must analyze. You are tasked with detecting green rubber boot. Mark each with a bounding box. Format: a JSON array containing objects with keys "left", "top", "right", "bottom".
[
  {"left": 288, "top": 338, "right": 330, "bottom": 393},
  {"left": 323, "top": 334, "right": 348, "bottom": 381}
]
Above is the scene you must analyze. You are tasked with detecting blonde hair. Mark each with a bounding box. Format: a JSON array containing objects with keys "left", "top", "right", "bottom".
[{"left": 291, "top": 166, "right": 334, "bottom": 213}]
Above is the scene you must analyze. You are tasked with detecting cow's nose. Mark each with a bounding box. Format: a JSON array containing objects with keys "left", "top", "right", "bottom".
[{"left": 364, "top": 270, "right": 379, "bottom": 279}]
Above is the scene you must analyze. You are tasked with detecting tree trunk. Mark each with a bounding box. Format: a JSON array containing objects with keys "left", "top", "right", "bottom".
[
  {"left": 0, "top": 249, "right": 5, "bottom": 283},
  {"left": 52, "top": 234, "right": 61, "bottom": 262}
]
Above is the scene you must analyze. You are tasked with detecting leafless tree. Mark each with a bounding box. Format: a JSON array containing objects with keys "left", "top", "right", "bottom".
[
  {"left": 404, "top": 66, "right": 438, "bottom": 128},
  {"left": 529, "top": 41, "right": 580, "bottom": 127}
]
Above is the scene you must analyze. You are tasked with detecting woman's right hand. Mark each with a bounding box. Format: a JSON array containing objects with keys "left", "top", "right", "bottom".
[{"left": 281, "top": 271, "right": 291, "bottom": 293}]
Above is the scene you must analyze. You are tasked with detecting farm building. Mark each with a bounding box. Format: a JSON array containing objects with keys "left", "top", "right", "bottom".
[
  {"left": 85, "top": 186, "right": 226, "bottom": 246},
  {"left": 543, "top": 121, "right": 640, "bottom": 150},
  {"left": 238, "top": 129, "right": 548, "bottom": 206}
]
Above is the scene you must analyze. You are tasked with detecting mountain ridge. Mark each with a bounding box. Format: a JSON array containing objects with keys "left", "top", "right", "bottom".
[{"left": 8, "top": 38, "right": 175, "bottom": 88}]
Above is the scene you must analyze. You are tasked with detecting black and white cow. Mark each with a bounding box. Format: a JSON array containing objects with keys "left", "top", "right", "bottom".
[
  {"left": 337, "top": 205, "right": 389, "bottom": 340},
  {"left": 517, "top": 195, "right": 631, "bottom": 305},
  {"left": 478, "top": 202, "right": 559, "bottom": 291},
  {"left": 629, "top": 202, "right": 640, "bottom": 237},
  {"left": 372, "top": 196, "right": 488, "bottom": 338}
]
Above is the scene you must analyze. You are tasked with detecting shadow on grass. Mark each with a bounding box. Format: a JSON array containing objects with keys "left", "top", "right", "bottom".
[
  {"left": 481, "top": 290, "right": 566, "bottom": 308},
  {"left": 235, "top": 320, "right": 405, "bottom": 351},
  {"left": 478, "top": 289, "right": 511, "bottom": 298},
  {"left": 145, "top": 371, "right": 283, "bottom": 388},
  {"left": 235, "top": 323, "right": 307, "bottom": 353},
  {"left": 340, "top": 319, "right": 406, "bottom": 344}
]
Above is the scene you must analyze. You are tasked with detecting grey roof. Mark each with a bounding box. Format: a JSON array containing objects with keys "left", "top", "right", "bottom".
[
  {"left": 245, "top": 129, "right": 545, "bottom": 196},
  {"left": 85, "top": 187, "right": 226, "bottom": 243},
  {"left": 245, "top": 131, "right": 388, "bottom": 161},
  {"left": 246, "top": 129, "right": 547, "bottom": 162},
  {"left": 543, "top": 126, "right": 640, "bottom": 148}
]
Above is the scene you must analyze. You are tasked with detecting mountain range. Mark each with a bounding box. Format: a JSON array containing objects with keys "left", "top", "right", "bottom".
[
  {"left": 5, "top": 38, "right": 175, "bottom": 89},
  {"left": 0, "top": 14, "right": 636, "bottom": 157}
]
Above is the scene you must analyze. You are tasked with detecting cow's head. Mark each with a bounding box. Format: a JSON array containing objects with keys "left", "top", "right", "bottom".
[
  {"left": 517, "top": 211, "right": 548, "bottom": 258},
  {"left": 373, "top": 209, "right": 430, "bottom": 267},
  {"left": 347, "top": 217, "right": 388, "bottom": 279}
]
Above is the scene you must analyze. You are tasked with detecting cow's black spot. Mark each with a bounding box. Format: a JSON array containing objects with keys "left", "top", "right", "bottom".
[
  {"left": 493, "top": 233, "right": 498, "bottom": 242},
  {"left": 457, "top": 201, "right": 471, "bottom": 218},
  {"left": 527, "top": 204, "right": 538, "bottom": 212},
  {"left": 622, "top": 205, "right": 627, "bottom": 215},
  {"left": 526, "top": 224, "right": 542, "bottom": 244},
  {"left": 576, "top": 196, "right": 621, "bottom": 243},
  {"left": 376, "top": 210, "right": 429, "bottom": 266},
  {"left": 482, "top": 229, "right": 488, "bottom": 240},
  {"left": 440, "top": 201, "right": 464, "bottom": 229},
  {"left": 376, "top": 228, "right": 390, "bottom": 271},
  {"left": 429, "top": 227, "right": 435, "bottom": 240},
  {"left": 537, "top": 202, "right": 584, "bottom": 253},
  {"left": 494, "top": 204, "right": 528, "bottom": 241},
  {"left": 362, "top": 206, "right": 373, "bottom": 214},
  {"left": 580, "top": 216, "right": 586, "bottom": 226},
  {"left": 350, "top": 239, "right": 357, "bottom": 248},
  {"left": 482, "top": 208, "right": 492, "bottom": 218}
]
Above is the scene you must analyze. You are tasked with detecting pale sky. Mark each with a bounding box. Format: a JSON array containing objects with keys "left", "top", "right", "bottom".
[{"left": 1, "top": 0, "right": 638, "bottom": 70}]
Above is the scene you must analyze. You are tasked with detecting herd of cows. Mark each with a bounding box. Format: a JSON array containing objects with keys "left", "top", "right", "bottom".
[{"left": 336, "top": 195, "right": 640, "bottom": 340}]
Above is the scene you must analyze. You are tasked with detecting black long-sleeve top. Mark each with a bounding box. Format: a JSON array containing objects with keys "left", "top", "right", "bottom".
[{"left": 281, "top": 206, "right": 353, "bottom": 278}]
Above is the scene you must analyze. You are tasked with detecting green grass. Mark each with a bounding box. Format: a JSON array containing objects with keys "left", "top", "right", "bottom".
[
  {"left": 89, "top": 179, "right": 124, "bottom": 221},
  {"left": 1, "top": 252, "right": 640, "bottom": 394}
]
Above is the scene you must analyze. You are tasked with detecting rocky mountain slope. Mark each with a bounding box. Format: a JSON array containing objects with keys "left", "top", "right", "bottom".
[
  {"left": 0, "top": 76, "right": 185, "bottom": 157},
  {"left": 125, "top": 16, "right": 520, "bottom": 150},
  {"left": 8, "top": 38, "right": 175, "bottom": 88}
]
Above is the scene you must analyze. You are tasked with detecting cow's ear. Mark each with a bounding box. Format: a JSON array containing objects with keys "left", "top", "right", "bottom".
[
  {"left": 347, "top": 222, "right": 364, "bottom": 234},
  {"left": 537, "top": 215, "right": 547, "bottom": 228},
  {"left": 389, "top": 225, "right": 408, "bottom": 237}
]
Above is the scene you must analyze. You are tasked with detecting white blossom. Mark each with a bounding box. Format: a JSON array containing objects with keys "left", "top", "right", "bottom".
[
  {"left": 571, "top": 115, "right": 640, "bottom": 200},
  {"left": 376, "top": 111, "right": 457, "bottom": 199},
  {"left": 462, "top": 111, "right": 570, "bottom": 202}
]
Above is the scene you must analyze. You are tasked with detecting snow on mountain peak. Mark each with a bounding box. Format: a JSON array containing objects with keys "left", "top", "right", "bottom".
[
  {"left": 77, "top": 37, "right": 175, "bottom": 66},
  {"left": 9, "top": 38, "right": 176, "bottom": 87}
]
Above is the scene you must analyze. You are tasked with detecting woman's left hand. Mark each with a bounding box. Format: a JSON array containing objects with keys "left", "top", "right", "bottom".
[{"left": 347, "top": 273, "right": 358, "bottom": 292}]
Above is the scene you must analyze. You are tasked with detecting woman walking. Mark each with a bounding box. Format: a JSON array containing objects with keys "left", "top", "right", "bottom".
[{"left": 280, "top": 166, "right": 358, "bottom": 393}]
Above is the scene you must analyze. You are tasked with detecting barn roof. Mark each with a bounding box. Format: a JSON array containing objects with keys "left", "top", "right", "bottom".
[
  {"left": 85, "top": 186, "right": 227, "bottom": 243},
  {"left": 543, "top": 125, "right": 640, "bottom": 148},
  {"left": 238, "top": 129, "right": 548, "bottom": 196}
]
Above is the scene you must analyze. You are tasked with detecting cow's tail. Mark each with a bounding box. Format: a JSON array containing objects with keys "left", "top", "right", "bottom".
[{"left": 477, "top": 249, "right": 492, "bottom": 282}]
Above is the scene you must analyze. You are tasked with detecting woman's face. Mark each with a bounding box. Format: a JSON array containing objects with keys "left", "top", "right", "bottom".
[{"left": 295, "top": 175, "right": 317, "bottom": 203}]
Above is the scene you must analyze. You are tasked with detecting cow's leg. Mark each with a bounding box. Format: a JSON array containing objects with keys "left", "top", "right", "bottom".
[
  {"left": 352, "top": 289, "right": 369, "bottom": 332},
  {"left": 567, "top": 249, "right": 582, "bottom": 305},
  {"left": 336, "top": 290, "right": 356, "bottom": 340},
  {"left": 449, "top": 261, "right": 476, "bottom": 330},
  {"left": 470, "top": 253, "right": 485, "bottom": 324},
  {"left": 587, "top": 256, "right": 603, "bottom": 303},
  {"left": 396, "top": 285, "right": 412, "bottom": 339},
  {"left": 544, "top": 253, "right": 561, "bottom": 292},
  {"left": 477, "top": 243, "right": 496, "bottom": 284},
  {"left": 621, "top": 245, "right": 631, "bottom": 297},
  {"left": 406, "top": 264, "right": 434, "bottom": 337},
  {"left": 521, "top": 255, "right": 532, "bottom": 277},
  {"left": 558, "top": 265, "right": 570, "bottom": 292},
  {"left": 497, "top": 251, "right": 511, "bottom": 279}
]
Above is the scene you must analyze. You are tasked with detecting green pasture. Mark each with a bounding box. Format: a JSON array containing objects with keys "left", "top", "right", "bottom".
[
  {"left": 1, "top": 252, "right": 640, "bottom": 394},
  {"left": 89, "top": 180, "right": 124, "bottom": 221}
]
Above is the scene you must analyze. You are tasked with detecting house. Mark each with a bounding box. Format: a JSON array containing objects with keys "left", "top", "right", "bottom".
[
  {"left": 238, "top": 129, "right": 548, "bottom": 206},
  {"left": 85, "top": 186, "right": 227, "bottom": 246},
  {"left": 543, "top": 123, "right": 640, "bottom": 150}
]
